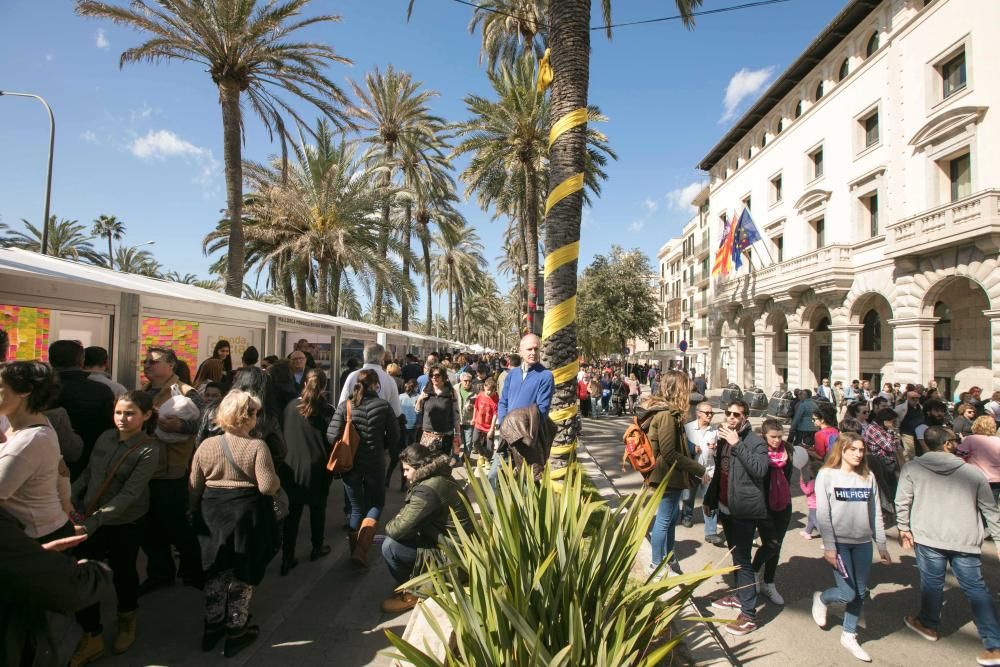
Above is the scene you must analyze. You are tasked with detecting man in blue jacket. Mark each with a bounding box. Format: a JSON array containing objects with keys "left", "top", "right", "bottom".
[{"left": 490, "top": 334, "right": 554, "bottom": 485}]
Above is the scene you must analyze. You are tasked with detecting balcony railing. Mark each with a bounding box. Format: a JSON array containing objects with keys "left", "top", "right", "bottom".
[
  {"left": 715, "top": 244, "right": 854, "bottom": 302},
  {"left": 886, "top": 189, "right": 1000, "bottom": 259}
]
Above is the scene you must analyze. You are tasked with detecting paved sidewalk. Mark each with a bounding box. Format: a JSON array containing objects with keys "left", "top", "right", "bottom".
[{"left": 579, "top": 411, "right": 1000, "bottom": 666}]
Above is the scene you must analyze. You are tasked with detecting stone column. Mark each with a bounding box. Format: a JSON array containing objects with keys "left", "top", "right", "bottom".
[
  {"left": 888, "top": 317, "right": 936, "bottom": 386},
  {"left": 829, "top": 324, "right": 862, "bottom": 384},
  {"left": 708, "top": 335, "right": 722, "bottom": 389},
  {"left": 988, "top": 311, "right": 1000, "bottom": 390},
  {"left": 785, "top": 328, "right": 812, "bottom": 390},
  {"left": 732, "top": 334, "right": 746, "bottom": 387},
  {"left": 754, "top": 332, "right": 776, "bottom": 393}
]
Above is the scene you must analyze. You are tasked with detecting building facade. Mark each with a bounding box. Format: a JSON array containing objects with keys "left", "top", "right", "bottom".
[{"left": 699, "top": 0, "right": 998, "bottom": 398}]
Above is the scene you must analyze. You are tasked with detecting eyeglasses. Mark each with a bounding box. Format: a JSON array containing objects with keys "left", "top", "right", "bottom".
[
  {"left": 724, "top": 410, "right": 744, "bottom": 418},
  {"left": 431, "top": 373, "right": 445, "bottom": 379},
  {"left": 698, "top": 410, "right": 714, "bottom": 416}
]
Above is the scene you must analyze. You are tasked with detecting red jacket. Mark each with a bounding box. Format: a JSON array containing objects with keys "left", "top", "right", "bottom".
[{"left": 577, "top": 380, "right": 590, "bottom": 400}]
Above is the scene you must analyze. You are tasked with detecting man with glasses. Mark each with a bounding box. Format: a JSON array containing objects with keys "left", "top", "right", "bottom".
[
  {"left": 682, "top": 402, "right": 723, "bottom": 544},
  {"left": 289, "top": 338, "right": 316, "bottom": 369},
  {"left": 704, "top": 399, "right": 769, "bottom": 636},
  {"left": 138, "top": 347, "right": 205, "bottom": 594},
  {"left": 896, "top": 426, "right": 1000, "bottom": 665},
  {"left": 289, "top": 351, "right": 308, "bottom": 394}
]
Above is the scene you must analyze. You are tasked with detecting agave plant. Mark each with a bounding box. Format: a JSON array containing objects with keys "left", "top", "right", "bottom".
[{"left": 385, "top": 464, "right": 731, "bottom": 666}]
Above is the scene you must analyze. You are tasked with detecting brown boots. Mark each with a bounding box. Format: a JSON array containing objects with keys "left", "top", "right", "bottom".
[{"left": 351, "top": 518, "right": 377, "bottom": 568}]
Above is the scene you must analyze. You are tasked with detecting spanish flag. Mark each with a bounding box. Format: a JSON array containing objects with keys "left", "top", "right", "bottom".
[{"left": 711, "top": 212, "right": 737, "bottom": 277}]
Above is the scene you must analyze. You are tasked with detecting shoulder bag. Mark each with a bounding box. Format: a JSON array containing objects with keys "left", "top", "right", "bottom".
[{"left": 327, "top": 400, "right": 360, "bottom": 474}]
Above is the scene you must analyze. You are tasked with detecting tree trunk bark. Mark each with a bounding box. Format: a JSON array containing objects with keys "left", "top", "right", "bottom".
[
  {"left": 317, "top": 261, "right": 330, "bottom": 314},
  {"left": 219, "top": 80, "right": 245, "bottom": 298},
  {"left": 420, "top": 223, "right": 433, "bottom": 335},
  {"left": 524, "top": 163, "right": 540, "bottom": 336},
  {"left": 330, "top": 262, "right": 342, "bottom": 316},
  {"left": 447, "top": 264, "right": 454, "bottom": 339},
  {"left": 294, "top": 261, "right": 308, "bottom": 311},
  {"left": 400, "top": 204, "right": 412, "bottom": 331},
  {"left": 280, "top": 252, "right": 295, "bottom": 308},
  {"left": 372, "top": 148, "right": 394, "bottom": 325},
  {"left": 107, "top": 234, "right": 113, "bottom": 270},
  {"left": 543, "top": 0, "right": 590, "bottom": 470}
]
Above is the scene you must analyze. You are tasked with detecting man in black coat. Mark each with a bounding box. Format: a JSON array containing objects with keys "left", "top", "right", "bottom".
[{"left": 48, "top": 340, "right": 116, "bottom": 479}]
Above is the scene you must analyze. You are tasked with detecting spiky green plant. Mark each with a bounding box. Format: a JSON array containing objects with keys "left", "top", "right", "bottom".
[{"left": 384, "top": 464, "right": 731, "bottom": 666}]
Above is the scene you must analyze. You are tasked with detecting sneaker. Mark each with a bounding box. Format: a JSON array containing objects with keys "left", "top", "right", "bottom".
[
  {"left": 381, "top": 591, "right": 419, "bottom": 614},
  {"left": 69, "top": 633, "right": 104, "bottom": 667},
  {"left": 711, "top": 595, "right": 742, "bottom": 611},
  {"left": 978, "top": 649, "right": 1000, "bottom": 666},
  {"left": 904, "top": 615, "right": 938, "bottom": 642},
  {"left": 800, "top": 530, "right": 814, "bottom": 540},
  {"left": 706, "top": 534, "right": 726, "bottom": 547},
  {"left": 760, "top": 583, "right": 784, "bottom": 605},
  {"left": 681, "top": 517, "right": 694, "bottom": 528},
  {"left": 668, "top": 558, "right": 683, "bottom": 575},
  {"left": 724, "top": 613, "right": 758, "bottom": 636},
  {"left": 840, "top": 632, "right": 871, "bottom": 662},
  {"left": 811, "top": 591, "right": 827, "bottom": 627}
]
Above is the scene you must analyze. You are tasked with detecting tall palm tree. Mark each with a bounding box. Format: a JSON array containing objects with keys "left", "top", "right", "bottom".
[
  {"left": 349, "top": 65, "right": 444, "bottom": 326},
  {"left": 91, "top": 214, "right": 126, "bottom": 269},
  {"left": 114, "top": 245, "right": 162, "bottom": 278},
  {"left": 77, "top": 0, "right": 354, "bottom": 297},
  {"left": 414, "top": 179, "right": 465, "bottom": 336},
  {"left": 432, "top": 225, "right": 488, "bottom": 340},
  {"left": 3, "top": 217, "right": 103, "bottom": 264},
  {"left": 468, "top": 0, "right": 548, "bottom": 72},
  {"left": 166, "top": 271, "right": 202, "bottom": 284},
  {"left": 453, "top": 53, "right": 614, "bottom": 334},
  {"left": 541, "top": 1, "right": 701, "bottom": 465}
]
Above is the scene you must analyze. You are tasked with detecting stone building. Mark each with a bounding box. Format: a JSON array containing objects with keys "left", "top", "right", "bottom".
[{"left": 700, "top": 0, "right": 998, "bottom": 399}]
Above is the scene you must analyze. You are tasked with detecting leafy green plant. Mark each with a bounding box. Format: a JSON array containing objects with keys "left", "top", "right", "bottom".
[{"left": 384, "top": 463, "right": 732, "bottom": 666}]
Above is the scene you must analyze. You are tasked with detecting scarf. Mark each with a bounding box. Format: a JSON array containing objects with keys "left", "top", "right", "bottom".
[{"left": 767, "top": 447, "right": 791, "bottom": 512}]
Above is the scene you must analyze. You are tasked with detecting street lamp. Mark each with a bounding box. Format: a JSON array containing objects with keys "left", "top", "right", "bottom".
[
  {"left": 681, "top": 317, "right": 690, "bottom": 373},
  {"left": 0, "top": 90, "right": 55, "bottom": 255}
]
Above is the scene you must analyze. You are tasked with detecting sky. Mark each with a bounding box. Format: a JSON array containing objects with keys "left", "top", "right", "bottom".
[{"left": 0, "top": 0, "right": 848, "bottom": 312}]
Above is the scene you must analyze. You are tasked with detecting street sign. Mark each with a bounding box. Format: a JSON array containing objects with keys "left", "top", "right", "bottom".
[{"left": 679, "top": 340, "right": 688, "bottom": 352}]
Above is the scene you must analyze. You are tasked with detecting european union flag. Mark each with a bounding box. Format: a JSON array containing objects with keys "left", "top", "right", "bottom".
[{"left": 732, "top": 207, "right": 762, "bottom": 269}]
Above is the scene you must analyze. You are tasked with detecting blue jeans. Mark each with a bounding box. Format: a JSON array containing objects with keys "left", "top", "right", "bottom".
[
  {"left": 821, "top": 542, "right": 872, "bottom": 634},
  {"left": 697, "top": 484, "right": 718, "bottom": 536},
  {"left": 342, "top": 462, "right": 386, "bottom": 530},
  {"left": 915, "top": 543, "right": 1000, "bottom": 650},
  {"left": 381, "top": 536, "right": 418, "bottom": 584},
  {"left": 590, "top": 397, "right": 600, "bottom": 416},
  {"left": 649, "top": 490, "right": 683, "bottom": 567},
  {"left": 488, "top": 448, "right": 509, "bottom": 489}
]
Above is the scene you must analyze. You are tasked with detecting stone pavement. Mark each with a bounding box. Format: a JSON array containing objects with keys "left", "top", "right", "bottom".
[{"left": 579, "top": 409, "right": 1000, "bottom": 666}]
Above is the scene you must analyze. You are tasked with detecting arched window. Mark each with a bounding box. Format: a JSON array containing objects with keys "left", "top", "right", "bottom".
[
  {"left": 761, "top": 132, "right": 768, "bottom": 147},
  {"left": 815, "top": 316, "right": 831, "bottom": 332},
  {"left": 933, "top": 301, "right": 951, "bottom": 350},
  {"left": 838, "top": 58, "right": 850, "bottom": 81},
  {"left": 861, "top": 309, "right": 882, "bottom": 351},
  {"left": 776, "top": 118, "right": 784, "bottom": 134},
  {"left": 794, "top": 101, "right": 803, "bottom": 118},
  {"left": 815, "top": 81, "right": 825, "bottom": 101},
  {"left": 866, "top": 31, "right": 880, "bottom": 57}
]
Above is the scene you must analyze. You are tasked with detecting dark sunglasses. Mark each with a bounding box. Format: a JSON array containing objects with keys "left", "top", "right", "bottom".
[
  {"left": 698, "top": 410, "right": 714, "bottom": 416},
  {"left": 724, "top": 410, "right": 745, "bottom": 418}
]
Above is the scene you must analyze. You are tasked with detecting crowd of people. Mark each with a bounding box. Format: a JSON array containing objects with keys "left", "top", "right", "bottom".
[
  {"left": 635, "top": 369, "right": 1000, "bottom": 665},
  {"left": 0, "top": 336, "right": 548, "bottom": 666}
]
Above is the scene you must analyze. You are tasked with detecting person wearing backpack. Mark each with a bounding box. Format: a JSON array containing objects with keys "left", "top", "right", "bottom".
[{"left": 641, "top": 370, "right": 709, "bottom": 576}]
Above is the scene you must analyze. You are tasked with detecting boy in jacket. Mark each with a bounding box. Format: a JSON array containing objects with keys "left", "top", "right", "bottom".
[
  {"left": 704, "top": 399, "right": 770, "bottom": 636},
  {"left": 896, "top": 426, "right": 1000, "bottom": 666}
]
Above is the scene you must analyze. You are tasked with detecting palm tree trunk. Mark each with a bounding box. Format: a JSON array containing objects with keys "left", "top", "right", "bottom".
[
  {"left": 317, "top": 261, "right": 330, "bottom": 314},
  {"left": 107, "top": 233, "right": 113, "bottom": 270},
  {"left": 420, "top": 224, "right": 433, "bottom": 335},
  {"left": 280, "top": 252, "right": 295, "bottom": 308},
  {"left": 372, "top": 152, "right": 394, "bottom": 325},
  {"left": 447, "top": 265, "right": 454, "bottom": 339},
  {"left": 543, "top": 0, "right": 590, "bottom": 469},
  {"left": 524, "top": 163, "right": 540, "bottom": 336},
  {"left": 330, "top": 262, "right": 342, "bottom": 316},
  {"left": 219, "top": 80, "right": 245, "bottom": 298},
  {"left": 294, "top": 261, "right": 308, "bottom": 311},
  {"left": 400, "top": 205, "right": 412, "bottom": 331}
]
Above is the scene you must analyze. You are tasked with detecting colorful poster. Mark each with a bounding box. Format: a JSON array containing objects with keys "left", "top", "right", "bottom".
[
  {"left": 0, "top": 305, "right": 51, "bottom": 361},
  {"left": 140, "top": 317, "right": 200, "bottom": 376}
]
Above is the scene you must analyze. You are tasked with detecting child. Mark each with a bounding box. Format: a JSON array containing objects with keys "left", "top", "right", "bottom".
[
  {"left": 470, "top": 378, "right": 499, "bottom": 463},
  {"left": 800, "top": 459, "right": 820, "bottom": 539}
]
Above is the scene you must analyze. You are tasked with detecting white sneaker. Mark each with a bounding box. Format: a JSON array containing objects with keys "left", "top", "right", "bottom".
[
  {"left": 811, "top": 591, "right": 827, "bottom": 627},
  {"left": 761, "top": 582, "right": 784, "bottom": 605},
  {"left": 840, "top": 632, "right": 872, "bottom": 662}
]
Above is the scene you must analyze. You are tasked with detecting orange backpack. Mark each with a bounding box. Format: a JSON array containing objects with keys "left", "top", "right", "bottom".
[{"left": 622, "top": 412, "right": 658, "bottom": 476}]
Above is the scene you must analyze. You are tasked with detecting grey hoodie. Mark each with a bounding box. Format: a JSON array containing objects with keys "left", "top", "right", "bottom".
[{"left": 895, "top": 451, "right": 1000, "bottom": 555}]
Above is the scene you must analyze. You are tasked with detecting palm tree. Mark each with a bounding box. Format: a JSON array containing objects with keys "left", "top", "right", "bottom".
[
  {"left": 469, "top": 0, "right": 548, "bottom": 72},
  {"left": 349, "top": 65, "right": 444, "bottom": 325},
  {"left": 77, "top": 0, "right": 355, "bottom": 297},
  {"left": 166, "top": 271, "right": 202, "bottom": 284},
  {"left": 3, "top": 217, "right": 103, "bottom": 264},
  {"left": 432, "top": 225, "right": 488, "bottom": 340},
  {"left": 91, "top": 214, "right": 126, "bottom": 269},
  {"left": 541, "top": 1, "right": 701, "bottom": 464},
  {"left": 414, "top": 179, "right": 465, "bottom": 336},
  {"left": 113, "top": 245, "right": 162, "bottom": 278}
]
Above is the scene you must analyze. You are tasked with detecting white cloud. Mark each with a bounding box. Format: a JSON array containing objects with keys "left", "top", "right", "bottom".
[
  {"left": 628, "top": 220, "right": 645, "bottom": 233},
  {"left": 44, "top": 53, "right": 54, "bottom": 62},
  {"left": 130, "top": 129, "right": 208, "bottom": 160},
  {"left": 81, "top": 130, "right": 98, "bottom": 144},
  {"left": 95, "top": 29, "right": 109, "bottom": 49},
  {"left": 665, "top": 181, "right": 707, "bottom": 211},
  {"left": 643, "top": 197, "right": 658, "bottom": 213},
  {"left": 721, "top": 66, "right": 775, "bottom": 122}
]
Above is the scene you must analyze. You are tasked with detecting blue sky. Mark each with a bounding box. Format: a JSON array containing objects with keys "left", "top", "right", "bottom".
[{"left": 0, "top": 0, "right": 846, "bottom": 309}]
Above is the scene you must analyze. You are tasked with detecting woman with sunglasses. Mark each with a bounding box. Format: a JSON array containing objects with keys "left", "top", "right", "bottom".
[
  {"left": 415, "top": 365, "right": 462, "bottom": 463},
  {"left": 845, "top": 402, "right": 871, "bottom": 437},
  {"left": 190, "top": 389, "right": 280, "bottom": 658}
]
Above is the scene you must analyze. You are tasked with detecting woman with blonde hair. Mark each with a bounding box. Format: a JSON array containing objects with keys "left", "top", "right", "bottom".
[
  {"left": 639, "top": 369, "right": 708, "bottom": 575},
  {"left": 958, "top": 415, "right": 1000, "bottom": 505},
  {"left": 812, "top": 432, "right": 890, "bottom": 662},
  {"left": 385, "top": 362, "right": 404, "bottom": 393},
  {"left": 190, "top": 389, "right": 280, "bottom": 658}
]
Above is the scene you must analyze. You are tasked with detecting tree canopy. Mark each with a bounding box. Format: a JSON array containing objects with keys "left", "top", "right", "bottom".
[{"left": 576, "top": 246, "right": 657, "bottom": 357}]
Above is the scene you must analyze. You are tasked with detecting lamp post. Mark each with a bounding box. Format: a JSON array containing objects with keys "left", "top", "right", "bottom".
[
  {"left": 681, "top": 317, "right": 690, "bottom": 374},
  {"left": 0, "top": 91, "right": 55, "bottom": 255}
]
